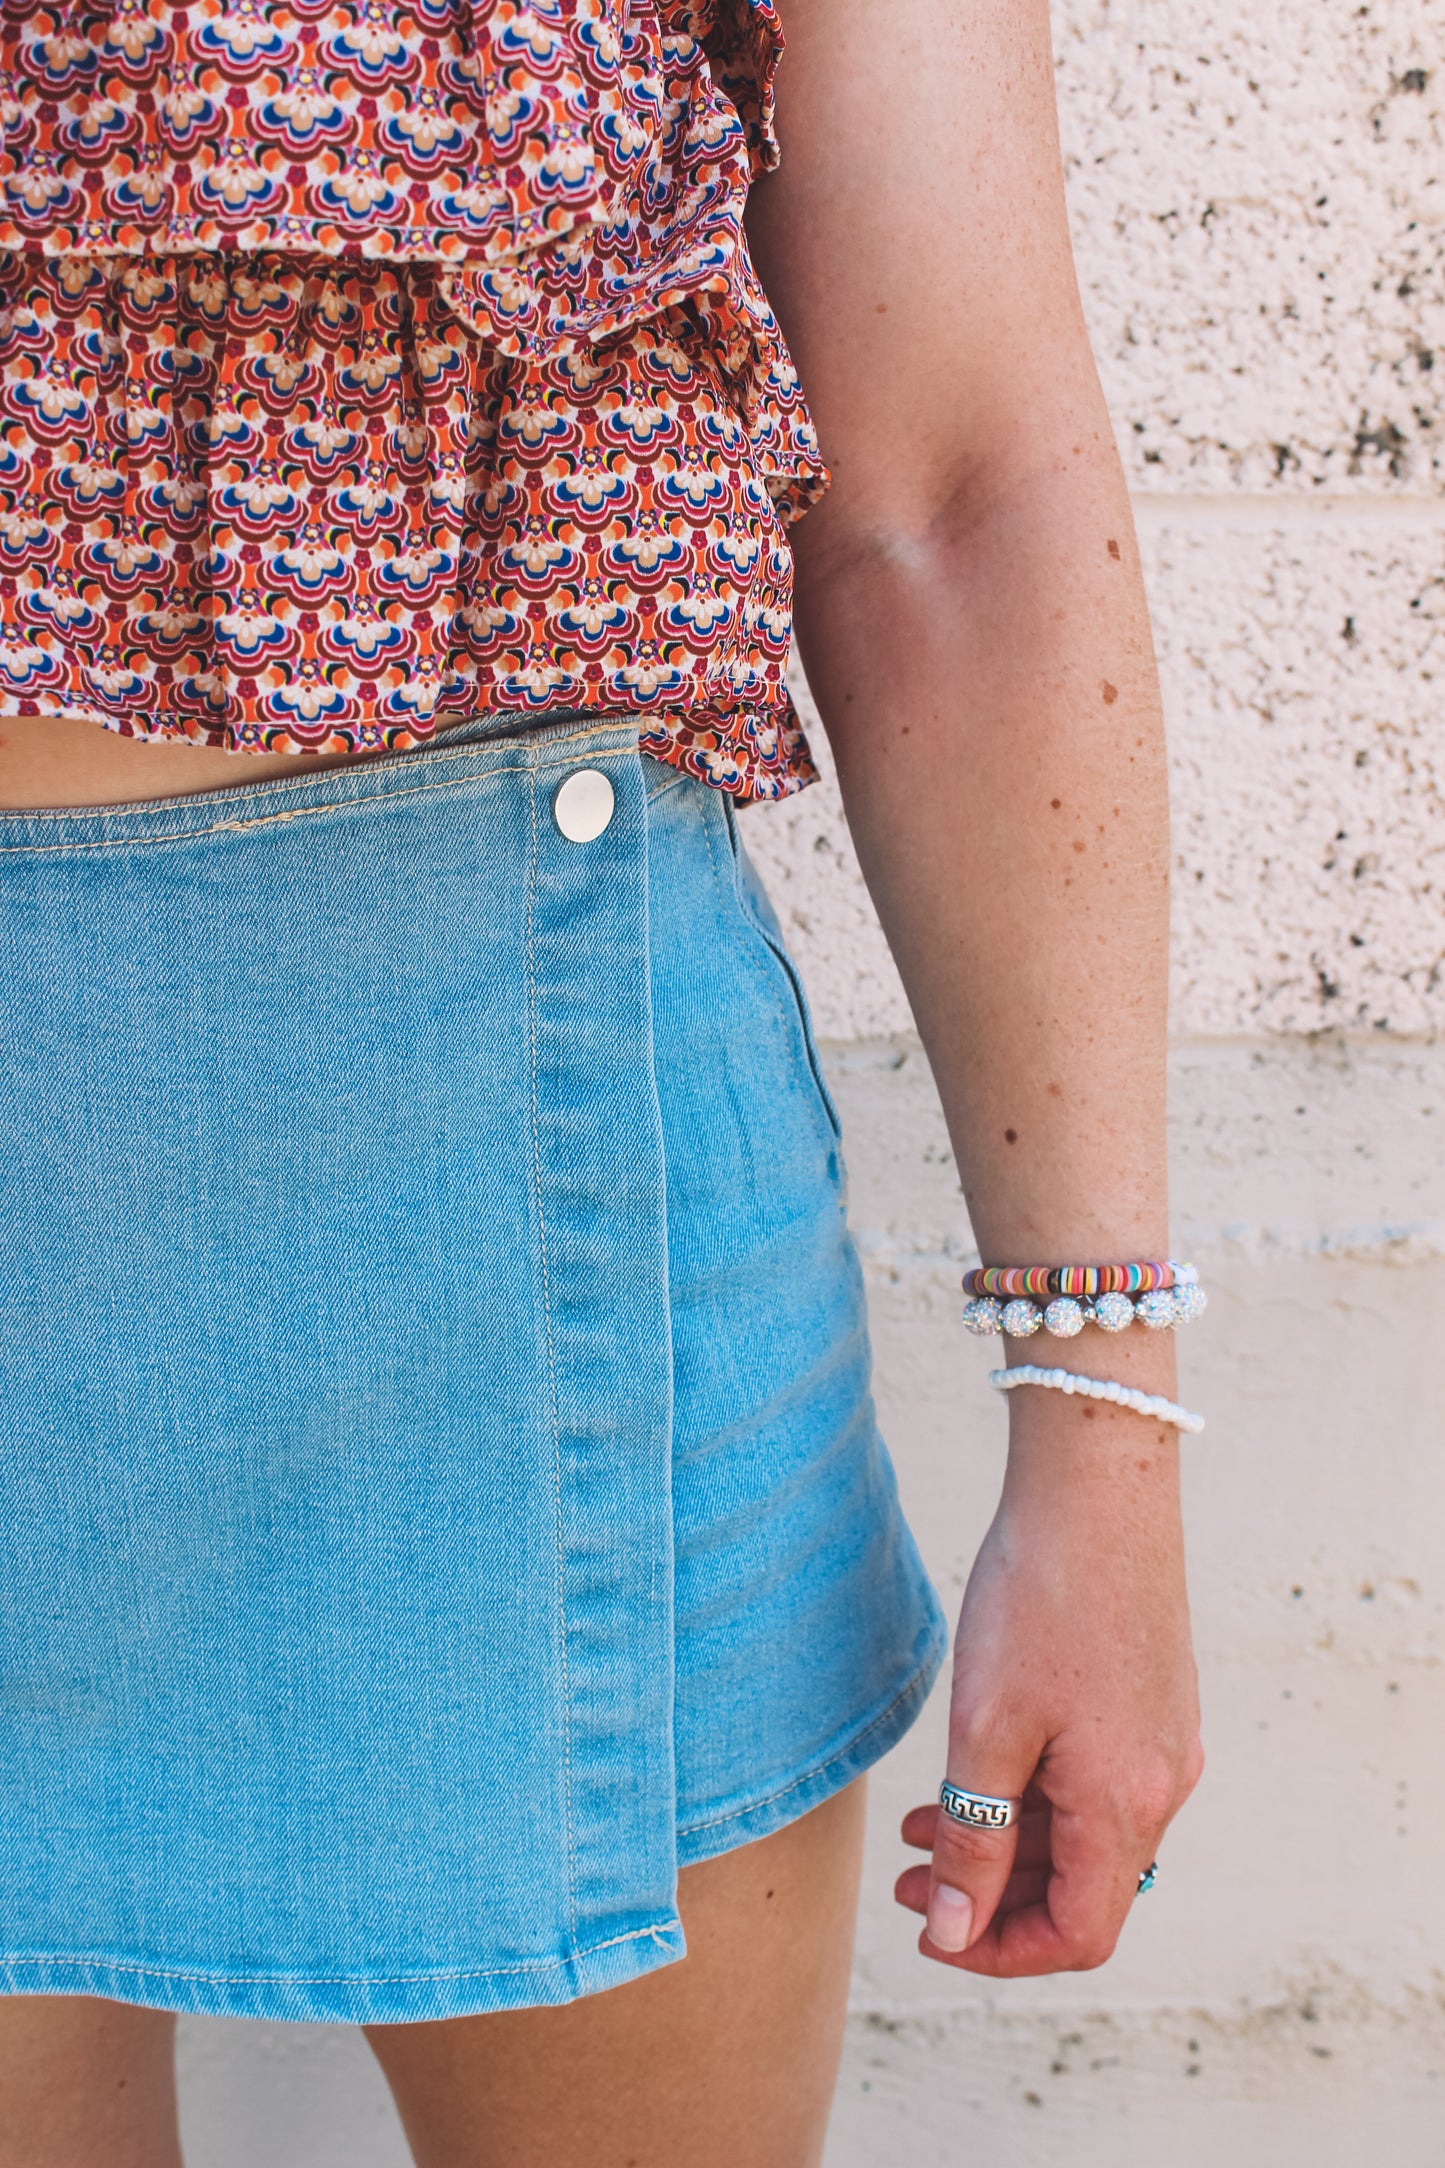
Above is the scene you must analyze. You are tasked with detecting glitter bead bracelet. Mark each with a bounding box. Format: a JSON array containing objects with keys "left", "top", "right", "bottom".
[
  {"left": 989, "top": 1365, "right": 1206, "bottom": 1435},
  {"left": 963, "top": 1260, "right": 1196, "bottom": 1300},
  {"left": 962, "top": 1281, "right": 1207, "bottom": 1341}
]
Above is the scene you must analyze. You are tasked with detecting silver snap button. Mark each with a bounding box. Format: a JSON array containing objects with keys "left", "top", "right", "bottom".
[{"left": 553, "top": 768, "right": 615, "bottom": 843}]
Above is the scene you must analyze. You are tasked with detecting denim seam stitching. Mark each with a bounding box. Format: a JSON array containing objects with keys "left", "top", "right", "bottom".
[
  {"left": 0, "top": 717, "right": 641, "bottom": 830},
  {"left": 0, "top": 1919, "right": 679, "bottom": 1991},
  {"left": 640, "top": 769, "right": 687, "bottom": 809},
  {"left": 675, "top": 1627, "right": 945, "bottom": 1840},
  {"left": 524, "top": 759, "right": 579, "bottom": 1956},
  {"left": 0, "top": 747, "right": 642, "bottom": 858}
]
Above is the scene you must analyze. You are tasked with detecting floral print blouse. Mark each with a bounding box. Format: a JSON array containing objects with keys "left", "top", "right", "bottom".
[{"left": 0, "top": 0, "right": 825, "bottom": 796}]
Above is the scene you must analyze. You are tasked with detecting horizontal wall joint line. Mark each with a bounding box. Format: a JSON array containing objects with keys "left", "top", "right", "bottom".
[{"left": 1129, "top": 491, "right": 1445, "bottom": 530}]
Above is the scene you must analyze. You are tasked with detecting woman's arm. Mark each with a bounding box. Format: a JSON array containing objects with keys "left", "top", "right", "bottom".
[{"left": 748, "top": 0, "right": 1203, "bottom": 1974}]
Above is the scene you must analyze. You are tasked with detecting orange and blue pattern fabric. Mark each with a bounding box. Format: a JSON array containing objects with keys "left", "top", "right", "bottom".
[{"left": 0, "top": 0, "right": 825, "bottom": 794}]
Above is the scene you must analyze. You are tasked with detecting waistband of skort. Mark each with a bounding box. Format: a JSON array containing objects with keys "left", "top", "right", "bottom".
[{"left": 0, "top": 710, "right": 670, "bottom": 857}]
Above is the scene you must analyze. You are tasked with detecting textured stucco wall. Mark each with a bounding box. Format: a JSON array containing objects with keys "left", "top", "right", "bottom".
[
  {"left": 1056, "top": 0, "right": 1445, "bottom": 493},
  {"left": 173, "top": 4, "right": 1444, "bottom": 2161}
]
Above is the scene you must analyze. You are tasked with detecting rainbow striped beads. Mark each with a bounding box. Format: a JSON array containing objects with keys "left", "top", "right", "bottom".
[
  {"left": 962, "top": 1260, "right": 1196, "bottom": 1300},
  {"left": 960, "top": 1261, "right": 1206, "bottom": 1341}
]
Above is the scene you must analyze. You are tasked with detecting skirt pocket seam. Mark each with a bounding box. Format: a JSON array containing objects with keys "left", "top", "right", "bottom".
[{"left": 716, "top": 797, "right": 844, "bottom": 1146}]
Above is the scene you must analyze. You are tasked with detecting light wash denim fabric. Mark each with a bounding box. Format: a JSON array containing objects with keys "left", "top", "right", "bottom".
[{"left": 0, "top": 712, "right": 947, "bottom": 2022}]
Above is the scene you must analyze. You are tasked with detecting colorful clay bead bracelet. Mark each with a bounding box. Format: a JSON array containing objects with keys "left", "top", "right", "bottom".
[
  {"left": 988, "top": 1365, "right": 1206, "bottom": 1436},
  {"left": 962, "top": 1260, "right": 1197, "bottom": 1299},
  {"left": 962, "top": 1281, "right": 1207, "bottom": 1340}
]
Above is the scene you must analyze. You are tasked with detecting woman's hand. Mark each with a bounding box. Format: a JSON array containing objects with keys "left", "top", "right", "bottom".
[{"left": 894, "top": 1395, "right": 1204, "bottom": 1976}]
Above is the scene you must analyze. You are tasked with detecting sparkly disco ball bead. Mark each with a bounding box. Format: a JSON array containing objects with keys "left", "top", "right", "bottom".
[
  {"left": 1043, "top": 1296, "right": 1085, "bottom": 1337},
  {"left": 1000, "top": 1298, "right": 1042, "bottom": 1337},
  {"left": 962, "top": 1296, "right": 1004, "bottom": 1336},
  {"left": 1136, "top": 1289, "right": 1178, "bottom": 1330},
  {"left": 1172, "top": 1282, "right": 1208, "bottom": 1325},
  {"left": 1092, "top": 1291, "right": 1136, "bottom": 1333}
]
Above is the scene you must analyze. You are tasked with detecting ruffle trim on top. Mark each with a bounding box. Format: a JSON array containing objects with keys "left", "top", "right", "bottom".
[
  {"left": 687, "top": 0, "right": 782, "bottom": 174},
  {"left": 0, "top": 1, "right": 788, "bottom": 301},
  {"left": 433, "top": 24, "right": 778, "bottom": 352},
  {"left": 0, "top": 246, "right": 820, "bottom": 796}
]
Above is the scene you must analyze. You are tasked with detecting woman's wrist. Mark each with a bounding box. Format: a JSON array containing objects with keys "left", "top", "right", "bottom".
[
  {"left": 1001, "top": 1316, "right": 1179, "bottom": 1392},
  {"left": 999, "top": 1339, "right": 1187, "bottom": 1489}
]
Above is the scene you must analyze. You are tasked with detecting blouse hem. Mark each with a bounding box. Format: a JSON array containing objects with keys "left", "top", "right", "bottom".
[{"left": 0, "top": 695, "right": 821, "bottom": 803}]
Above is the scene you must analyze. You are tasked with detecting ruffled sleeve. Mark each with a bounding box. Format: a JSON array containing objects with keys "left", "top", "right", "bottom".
[
  {"left": 439, "top": 0, "right": 825, "bottom": 517},
  {"left": 436, "top": 0, "right": 778, "bottom": 347},
  {"left": 683, "top": 0, "right": 782, "bottom": 174}
]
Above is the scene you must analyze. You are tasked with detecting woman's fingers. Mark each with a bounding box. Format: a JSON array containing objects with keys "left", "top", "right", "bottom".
[
  {"left": 900, "top": 1800, "right": 1052, "bottom": 1867},
  {"left": 899, "top": 1756, "right": 1185, "bottom": 1975},
  {"left": 914, "top": 1798, "right": 1167, "bottom": 1976},
  {"left": 920, "top": 1752, "right": 1041, "bottom": 1955},
  {"left": 896, "top": 1858, "right": 1050, "bottom": 1919}
]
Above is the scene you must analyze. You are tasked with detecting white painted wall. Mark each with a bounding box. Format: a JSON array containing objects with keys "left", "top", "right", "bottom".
[{"left": 174, "top": 3, "right": 1445, "bottom": 2159}]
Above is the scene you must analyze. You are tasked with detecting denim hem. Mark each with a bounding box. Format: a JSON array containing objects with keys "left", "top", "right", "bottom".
[
  {"left": 674, "top": 1608, "right": 950, "bottom": 1869},
  {"left": 0, "top": 1916, "right": 688, "bottom": 2025}
]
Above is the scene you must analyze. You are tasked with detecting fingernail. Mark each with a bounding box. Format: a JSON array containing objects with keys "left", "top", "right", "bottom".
[{"left": 926, "top": 1884, "right": 974, "bottom": 1952}]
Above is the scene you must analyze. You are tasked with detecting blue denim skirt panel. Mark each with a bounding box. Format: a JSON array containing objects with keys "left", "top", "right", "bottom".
[{"left": 0, "top": 713, "right": 947, "bottom": 2023}]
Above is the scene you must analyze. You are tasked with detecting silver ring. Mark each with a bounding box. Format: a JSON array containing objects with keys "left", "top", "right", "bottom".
[
  {"left": 938, "top": 1781, "right": 1021, "bottom": 1831},
  {"left": 1136, "top": 1859, "right": 1159, "bottom": 1895}
]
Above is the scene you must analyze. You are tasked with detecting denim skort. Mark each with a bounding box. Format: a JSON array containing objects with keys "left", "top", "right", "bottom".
[{"left": 0, "top": 711, "right": 947, "bottom": 2023}]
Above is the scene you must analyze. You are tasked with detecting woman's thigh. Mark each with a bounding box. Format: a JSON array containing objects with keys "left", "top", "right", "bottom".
[
  {"left": 0, "top": 1997, "right": 180, "bottom": 2168},
  {"left": 365, "top": 1777, "right": 869, "bottom": 2168}
]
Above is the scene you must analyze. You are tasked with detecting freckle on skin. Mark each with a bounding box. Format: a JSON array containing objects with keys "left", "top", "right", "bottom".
[
  {"left": 1107, "top": 538, "right": 1121, "bottom": 560},
  {"left": 1050, "top": 797, "right": 1062, "bottom": 809},
  {"left": 1004, "top": 1128, "right": 1018, "bottom": 1144},
  {"left": 875, "top": 303, "right": 888, "bottom": 314},
  {"left": 1101, "top": 682, "right": 1118, "bottom": 704},
  {"left": 1047, "top": 1081, "right": 1062, "bottom": 1097},
  {"left": 1072, "top": 839, "right": 1086, "bottom": 853}
]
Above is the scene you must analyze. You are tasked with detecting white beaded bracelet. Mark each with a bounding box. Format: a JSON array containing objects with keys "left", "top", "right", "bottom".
[{"left": 988, "top": 1364, "right": 1206, "bottom": 1435}]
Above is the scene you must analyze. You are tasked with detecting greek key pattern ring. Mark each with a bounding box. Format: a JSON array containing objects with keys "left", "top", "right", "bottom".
[{"left": 938, "top": 1781, "right": 1021, "bottom": 1831}]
